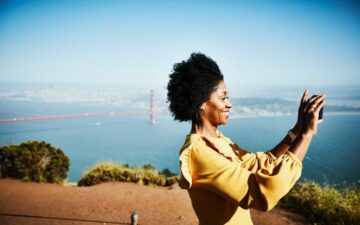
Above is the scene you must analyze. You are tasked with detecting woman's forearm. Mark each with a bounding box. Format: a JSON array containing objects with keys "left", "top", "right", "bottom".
[
  {"left": 269, "top": 124, "right": 301, "bottom": 158},
  {"left": 288, "top": 133, "right": 313, "bottom": 161},
  {"left": 269, "top": 124, "right": 313, "bottom": 161}
]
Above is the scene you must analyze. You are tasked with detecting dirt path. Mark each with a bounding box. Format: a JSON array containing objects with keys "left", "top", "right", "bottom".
[{"left": 0, "top": 179, "right": 309, "bottom": 225}]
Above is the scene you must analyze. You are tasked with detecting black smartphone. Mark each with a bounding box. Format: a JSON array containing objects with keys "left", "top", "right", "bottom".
[{"left": 319, "top": 106, "right": 323, "bottom": 122}]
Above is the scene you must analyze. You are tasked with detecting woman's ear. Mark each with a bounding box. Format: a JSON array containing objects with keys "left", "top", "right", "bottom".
[
  {"left": 200, "top": 102, "right": 207, "bottom": 114},
  {"left": 200, "top": 102, "right": 210, "bottom": 121}
]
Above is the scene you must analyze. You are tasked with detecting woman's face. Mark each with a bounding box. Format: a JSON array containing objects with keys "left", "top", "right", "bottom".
[{"left": 200, "top": 80, "right": 233, "bottom": 126}]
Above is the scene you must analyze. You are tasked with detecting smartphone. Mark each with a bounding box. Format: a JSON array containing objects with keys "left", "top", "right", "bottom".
[{"left": 319, "top": 106, "right": 323, "bottom": 122}]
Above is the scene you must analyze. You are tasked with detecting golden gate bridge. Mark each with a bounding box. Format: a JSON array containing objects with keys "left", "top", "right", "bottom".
[{"left": 0, "top": 90, "right": 163, "bottom": 124}]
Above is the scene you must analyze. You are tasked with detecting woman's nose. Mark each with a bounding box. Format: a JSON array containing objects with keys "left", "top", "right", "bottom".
[{"left": 226, "top": 99, "right": 232, "bottom": 108}]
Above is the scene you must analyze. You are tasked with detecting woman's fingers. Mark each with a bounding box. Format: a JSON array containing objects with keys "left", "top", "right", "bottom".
[
  {"left": 301, "top": 89, "right": 308, "bottom": 104},
  {"left": 309, "top": 95, "right": 325, "bottom": 111},
  {"left": 314, "top": 99, "right": 325, "bottom": 113},
  {"left": 308, "top": 96, "right": 325, "bottom": 124},
  {"left": 304, "top": 95, "right": 324, "bottom": 112},
  {"left": 300, "top": 92, "right": 326, "bottom": 135},
  {"left": 298, "top": 90, "right": 308, "bottom": 116}
]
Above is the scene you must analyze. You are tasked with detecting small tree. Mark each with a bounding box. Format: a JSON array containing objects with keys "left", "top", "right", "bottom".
[{"left": 0, "top": 141, "right": 70, "bottom": 184}]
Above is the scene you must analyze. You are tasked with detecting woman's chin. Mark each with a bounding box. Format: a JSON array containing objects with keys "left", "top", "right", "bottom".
[{"left": 220, "top": 118, "right": 229, "bottom": 125}]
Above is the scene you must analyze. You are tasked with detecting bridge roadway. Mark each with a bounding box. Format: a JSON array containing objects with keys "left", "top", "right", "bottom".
[{"left": 0, "top": 111, "right": 160, "bottom": 124}]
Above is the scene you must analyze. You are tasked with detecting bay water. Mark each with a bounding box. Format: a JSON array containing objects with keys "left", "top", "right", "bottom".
[{"left": 0, "top": 100, "right": 359, "bottom": 185}]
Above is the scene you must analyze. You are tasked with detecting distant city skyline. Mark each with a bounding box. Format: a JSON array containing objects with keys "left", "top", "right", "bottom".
[{"left": 1, "top": 0, "right": 359, "bottom": 90}]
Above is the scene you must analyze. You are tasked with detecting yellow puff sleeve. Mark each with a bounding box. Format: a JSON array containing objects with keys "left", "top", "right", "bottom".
[
  {"left": 188, "top": 141, "right": 302, "bottom": 212},
  {"left": 231, "top": 143, "right": 279, "bottom": 172},
  {"left": 218, "top": 131, "right": 280, "bottom": 173}
]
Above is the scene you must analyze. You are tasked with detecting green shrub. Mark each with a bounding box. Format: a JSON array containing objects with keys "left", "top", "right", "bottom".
[
  {"left": 0, "top": 141, "right": 70, "bottom": 184},
  {"left": 78, "top": 162, "right": 179, "bottom": 187},
  {"left": 161, "top": 168, "right": 177, "bottom": 177},
  {"left": 281, "top": 181, "right": 360, "bottom": 225}
]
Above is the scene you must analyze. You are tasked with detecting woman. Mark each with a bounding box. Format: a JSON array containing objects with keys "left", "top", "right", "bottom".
[{"left": 166, "top": 53, "right": 325, "bottom": 225}]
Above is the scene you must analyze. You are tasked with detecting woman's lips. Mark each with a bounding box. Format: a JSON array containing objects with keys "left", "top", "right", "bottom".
[{"left": 222, "top": 111, "right": 229, "bottom": 117}]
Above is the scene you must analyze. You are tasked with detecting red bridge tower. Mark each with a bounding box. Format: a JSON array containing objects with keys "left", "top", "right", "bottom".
[{"left": 150, "top": 90, "right": 156, "bottom": 124}]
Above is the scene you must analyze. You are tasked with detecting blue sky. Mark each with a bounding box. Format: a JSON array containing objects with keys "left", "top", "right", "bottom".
[{"left": 0, "top": 0, "right": 359, "bottom": 90}]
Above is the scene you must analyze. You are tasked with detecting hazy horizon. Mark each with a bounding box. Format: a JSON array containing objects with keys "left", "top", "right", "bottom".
[
  {"left": 1, "top": 81, "right": 360, "bottom": 119},
  {"left": 1, "top": 80, "right": 359, "bottom": 96}
]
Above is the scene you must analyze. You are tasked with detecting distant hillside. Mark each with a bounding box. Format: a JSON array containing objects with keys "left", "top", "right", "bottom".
[{"left": 1, "top": 83, "right": 359, "bottom": 118}]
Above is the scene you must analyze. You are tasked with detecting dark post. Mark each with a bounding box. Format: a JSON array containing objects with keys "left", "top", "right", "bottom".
[{"left": 131, "top": 211, "right": 139, "bottom": 225}]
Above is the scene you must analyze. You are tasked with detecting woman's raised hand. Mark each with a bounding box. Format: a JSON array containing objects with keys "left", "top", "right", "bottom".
[{"left": 297, "top": 90, "right": 326, "bottom": 137}]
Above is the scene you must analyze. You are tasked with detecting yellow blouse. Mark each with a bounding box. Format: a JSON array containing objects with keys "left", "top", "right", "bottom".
[{"left": 179, "top": 131, "right": 302, "bottom": 225}]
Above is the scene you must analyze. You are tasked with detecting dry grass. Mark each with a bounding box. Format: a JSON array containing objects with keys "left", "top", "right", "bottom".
[
  {"left": 281, "top": 181, "right": 360, "bottom": 225},
  {"left": 78, "top": 162, "right": 179, "bottom": 187}
]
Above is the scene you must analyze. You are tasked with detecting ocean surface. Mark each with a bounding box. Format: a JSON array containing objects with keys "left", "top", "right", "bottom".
[{"left": 1, "top": 100, "right": 359, "bottom": 185}]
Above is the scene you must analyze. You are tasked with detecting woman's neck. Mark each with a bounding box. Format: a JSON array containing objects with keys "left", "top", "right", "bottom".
[{"left": 191, "top": 121, "right": 219, "bottom": 138}]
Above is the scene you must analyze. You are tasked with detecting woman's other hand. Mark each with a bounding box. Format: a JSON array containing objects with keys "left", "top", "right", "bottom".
[{"left": 300, "top": 92, "right": 326, "bottom": 137}]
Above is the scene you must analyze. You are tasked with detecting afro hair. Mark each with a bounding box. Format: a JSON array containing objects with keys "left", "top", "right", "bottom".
[{"left": 167, "top": 53, "right": 224, "bottom": 122}]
